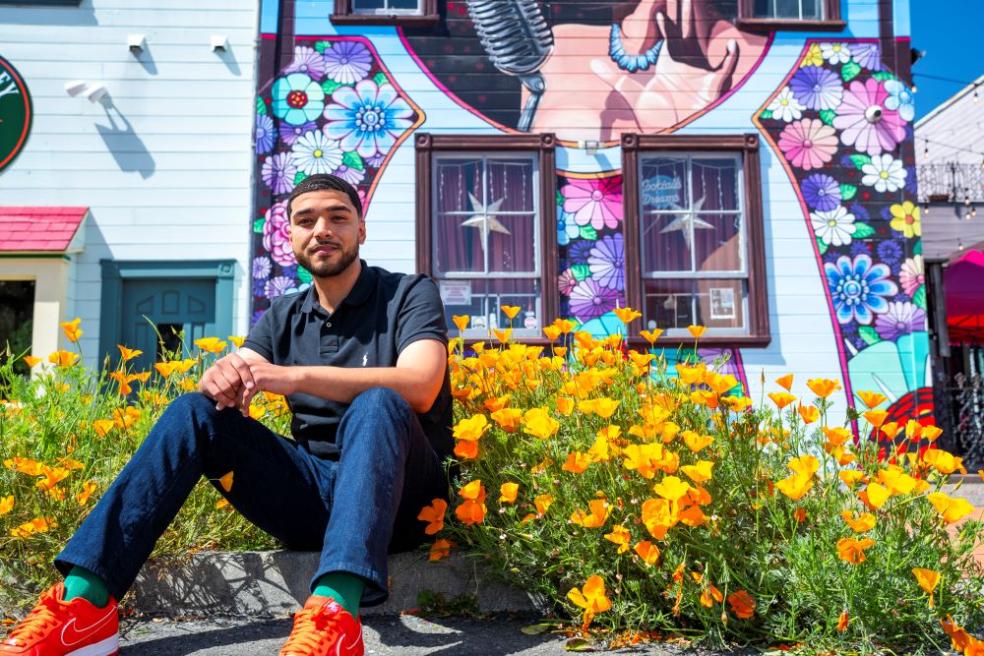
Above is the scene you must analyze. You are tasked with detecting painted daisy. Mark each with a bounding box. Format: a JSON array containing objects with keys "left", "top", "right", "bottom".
[{"left": 861, "top": 154, "right": 907, "bottom": 193}]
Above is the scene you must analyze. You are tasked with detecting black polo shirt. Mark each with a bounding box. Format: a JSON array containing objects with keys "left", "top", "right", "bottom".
[{"left": 243, "top": 260, "right": 452, "bottom": 461}]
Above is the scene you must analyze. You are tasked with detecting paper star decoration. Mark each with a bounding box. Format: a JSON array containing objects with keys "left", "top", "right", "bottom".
[
  {"left": 461, "top": 192, "right": 511, "bottom": 254},
  {"left": 659, "top": 196, "right": 713, "bottom": 252}
]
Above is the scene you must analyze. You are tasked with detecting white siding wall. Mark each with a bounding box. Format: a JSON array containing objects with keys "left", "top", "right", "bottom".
[{"left": 0, "top": 0, "right": 258, "bottom": 368}]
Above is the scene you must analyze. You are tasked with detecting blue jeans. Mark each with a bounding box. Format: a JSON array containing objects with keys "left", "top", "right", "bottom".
[{"left": 55, "top": 388, "right": 450, "bottom": 607}]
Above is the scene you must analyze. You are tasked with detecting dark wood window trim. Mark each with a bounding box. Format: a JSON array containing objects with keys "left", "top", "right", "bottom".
[
  {"left": 737, "top": 0, "right": 845, "bottom": 31},
  {"left": 621, "top": 133, "right": 771, "bottom": 349},
  {"left": 332, "top": 0, "right": 439, "bottom": 26},
  {"left": 415, "top": 132, "right": 558, "bottom": 340}
]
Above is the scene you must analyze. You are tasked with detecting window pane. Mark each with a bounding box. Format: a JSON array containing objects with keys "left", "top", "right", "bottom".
[
  {"left": 640, "top": 157, "right": 688, "bottom": 211},
  {"left": 352, "top": 0, "right": 385, "bottom": 11},
  {"left": 487, "top": 214, "right": 537, "bottom": 273},
  {"left": 435, "top": 213, "right": 484, "bottom": 274},
  {"left": 694, "top": 279, "right": 747, "bottom": 331},
  {"left": 487, "top": 159, "right": 535, "bottom": 213},
  {"left": 776, "top": 0, "right": 800, "bottom": 17},
  {"left": 692, "top": 158, "right": 739, "bottom": 212},
  {"left": 435, "top": 158, "right": 481, "bottom": 214},
  {"left": 388, "top": 0, "right": 420, "bottom": 10},
  {"left": 753, "top": 0, "right": 773, "bottom": 16},
  {"left": 641, "top": 212, "right": 694, "bottom": 273},
  {"left": 801, "top": 0, "right": 821, "bottom": 18},
  {"left": 0, "top": 281, "right": 35, "bottom": 373},
  {"left": 439, "top": 278, "right": 541, "bottom": 335},
  {"left": 643, "top": 279, "right": 696, "bottom": 331},
  {"left": 693, "top": 213, "right": 743, "bottom": 274}
]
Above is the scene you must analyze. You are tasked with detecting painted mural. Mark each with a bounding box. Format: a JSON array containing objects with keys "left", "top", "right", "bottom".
[
  {"left": 756, "top": 40, "right": 930, "bottom": 438},
  {"left": 251, "top": 37, "right": 423, "bottom": 317},
  {"left": 403, "top": 0, "right": 772, "bottom": 141}
]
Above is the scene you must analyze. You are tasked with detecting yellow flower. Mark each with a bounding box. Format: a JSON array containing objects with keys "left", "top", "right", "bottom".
[
  {"left": 23, "top": 355, "right": 41, "bottom": 368},
  {"left": 570, "top": 499, "right": 610, "bottom": 528},
  {"left": 61, "top": 317, "right": 83, "bottom": 343},
  {"left": 802, "top": 43, "right": 823, "bottom": 67},
  {"left": 889, "top": 201, "right": 921, "bottom": 238},
  {"left": 806, "top": 377, "right": 841, "bottom": 398},
  {"left": 860, "top": 482, "right": 890, "bottom": 510},
  {"left": 566, "top": 575, "right": 611, "bottom": 629},
  {"left": 856, "top": 390, "right": 887, "bottom": 409},
  {"left": 603, "top": 525, "right": 631, "bottom": 553},
  {"left": 522, "top": 407, "right": 559, "bottom": 440},
  {"left": 652, "top": 476, "right": 691, "bottom": 502},
  {"left": 682, "top": 431, "right": 714, "bottom": 453},
  {"left": 534, "top": 493, "right": 554, "bottom": 516},
  {"left": 4, "top": 457, "right": 45, "bottom": 476},
  {"left": 499, "top": 482, "right": 519, "bottom": 504},
  {"left": 641, "top": 498, "right": 677, "bottom": 539},
  {"left": 0, "top": 495, "right": 13, "bottom": 516},
  {"left": 912, "top": 568, "right": 940, "bottom": 603},
  {"left": 613, "top": 306, "right": 641, "bottom": 324},
  {"left": 836, "top": 537, "right": 875, "bottom": 564},
  {"left": 680, "top": 460, "right": 714, "bottom": 484},
  {"left": 117, "top": 345, "right": 143, "bottom": 362},
  {"left": 452, "top": 315, "right": 469, "bottom": 332},
  {"left": 926, "top": 492, "right": 974, "bottom": 524},
  {"left": 840, "top": 511, "right": 876, "bottom": 533},
  {"left": 228, "top": 335, "right": 246, "bottom": 348},
  {"left": 639, "top": 328, "right": 663, "bottom": 344},
  {"left": 797, "top": 404, "right": 820, "bottom": 424},
  {"left": 822, "top": 426, "right": 851, "bottom": 447},
  {"left": 92, "top": 419, "right": 115, "bottom": 437},
  {"left": 194, "top": 337, "right": 227, "bottom": 354},
  {"left": 863, "top": 409, "right": 888, "bottom": 428},
  {"left": 48, "top": 350, "right": 79, "bottom": 367},
  {"left": 776, "top": 473, "right": 813, "bottom": 500},
  {"left": 500, "top": 305, "right": 520, "bottom": 320},
  {"left": 922, "top": 448, "right": 963, "bottom": 475},
  {"left": 490, "top": 407, "right": 522, "bottom": 433},
  {"left": 452, "top": 414, "right": 489, "bottom": 459},
  {"left": 10, "top": 516, "right": 57, "bottom": 539}
]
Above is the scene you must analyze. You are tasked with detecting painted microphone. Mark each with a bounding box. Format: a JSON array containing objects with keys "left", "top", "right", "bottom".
[{"left": 465, "top": 0, "right": 554, "bottom": 132}]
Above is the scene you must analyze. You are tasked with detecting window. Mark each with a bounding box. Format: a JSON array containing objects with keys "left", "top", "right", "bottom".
[
  {"left": 0, "top": 280, "right": 34, "bottom": 376},
  {"left": 332, "top": 0, "right": 438, "bottom": 26},
  {"left": 416, "top": 133, "right": 557, "bottom": 340},
  {"left": 738, "top": 0, "right": 843, "bottom": 30},
  {"left": 622, "top": 134, "right": 770, "bottom": 347}
]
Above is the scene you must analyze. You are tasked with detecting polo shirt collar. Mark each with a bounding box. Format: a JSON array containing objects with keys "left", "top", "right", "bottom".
[{"left": 300, "top": 260, "right": 375, "bottom": 315}]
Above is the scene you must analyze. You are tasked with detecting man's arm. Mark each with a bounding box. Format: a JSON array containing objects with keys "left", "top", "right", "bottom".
[
  {"left": 198, "top": 347, "right": 270, "bottom": 414},
  {"left": 240, "top": 339, "right": 447, "bottom": 415}
]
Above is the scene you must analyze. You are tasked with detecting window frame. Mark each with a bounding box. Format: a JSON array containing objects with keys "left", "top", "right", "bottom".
[
  {"left": 621, "top": 133, "right": 771, "bottom": 348},
  {"left": 415, "top": 132, "right": 558, "bottom": 343},
  {"left": 737, "top": 0, "right": 845, "bottom": 31},
  {"left": 332, "top": 0, "right": 439, "bottom": 26}
]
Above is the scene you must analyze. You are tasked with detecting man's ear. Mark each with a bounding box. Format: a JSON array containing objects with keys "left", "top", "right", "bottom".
[{"left": 358, "top": 218, "right": 366, "bottom": 245}]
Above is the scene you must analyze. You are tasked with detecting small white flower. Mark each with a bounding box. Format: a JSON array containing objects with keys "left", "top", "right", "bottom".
[
  {"left": 820, "top": 42, "right": 851, "bottom": 65},
  {"left": 767, "top": 87, "right": 804, "bottom": 122},
  {"left": 811, "top": 205, "right": 857, "bottom": 246},
  {"left": 861, "top": 154, "right": 907, "bottom": 193},
  {"left": 292, "top": 129, "right": 343, "bottom": 176}
]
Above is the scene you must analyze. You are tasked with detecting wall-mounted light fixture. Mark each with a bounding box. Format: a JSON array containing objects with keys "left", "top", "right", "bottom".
[
  {"left": 85, "top": 84, "right": 108, "bottom": 103},
  {"left": 128, "top": 34, "right": 146, "bottom": 54},
  {"left": 64, "top": 80, "right": 88, "bottom": 96},
  {"left": 210, "top": 35, "right": 229, "bottom": 52}
]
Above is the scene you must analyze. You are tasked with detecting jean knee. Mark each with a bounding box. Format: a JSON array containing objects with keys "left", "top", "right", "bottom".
[{"left": 350, "top": 387, "right": 412, "bottom": 419}]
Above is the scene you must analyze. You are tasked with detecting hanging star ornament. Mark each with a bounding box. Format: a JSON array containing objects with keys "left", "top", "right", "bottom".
[
  {"left": 461, "top": 192, "right": 511, "bottom": 254},
  {"left": 659, "top": 196, "right": 714, "bottom": 252}
]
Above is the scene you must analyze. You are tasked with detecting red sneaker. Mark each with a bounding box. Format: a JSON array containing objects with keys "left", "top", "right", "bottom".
[
  {"left": 0, "top": 583, "right": 118, "bottom": 656},
  {"left": 279, "top": 596, "right": 364, "bottom": 656}
]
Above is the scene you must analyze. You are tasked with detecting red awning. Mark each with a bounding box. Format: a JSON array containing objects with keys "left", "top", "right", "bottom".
[
  {"left": 944, "top": 249, "right": 984, "bottom": 345},
  {"left": 0, "top": 207, "right": 88, "bottom": 253}
]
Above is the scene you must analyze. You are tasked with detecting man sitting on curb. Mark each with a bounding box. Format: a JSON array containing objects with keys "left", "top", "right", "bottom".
[{"left": 1, "top": 174, "right": 454, "bottom": 656}]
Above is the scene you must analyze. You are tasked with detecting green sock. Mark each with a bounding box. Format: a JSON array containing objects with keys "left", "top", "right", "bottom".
[
  {"left": 312, "top": 572, "right": 364, "bottom": 617},
  {"left": 63, "top": 566, "right": 110, "bottom": 608}
]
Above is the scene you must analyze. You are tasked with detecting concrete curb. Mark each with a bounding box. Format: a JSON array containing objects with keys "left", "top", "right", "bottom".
[{"left": 130, "top": 551, "right": 536, "bottom": 619}]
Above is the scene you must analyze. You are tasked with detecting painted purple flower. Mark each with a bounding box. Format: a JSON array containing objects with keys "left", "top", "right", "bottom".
[
  {"left": 832, "top": 79, "right": 907, "bottom": 157},
  {"left": 558, "top": 269, "right": 577, "bottom": 296},
  {"left": 261, "top": 152, "right": 297, "bottom": 195},
  {"left": 366, "top": 151, "right": 386, "bottom": 168},
  {"left": 285, "top": 45, "right": 328, "bottom": 80},
  {"left": 568, "top": 239, "right": 595, "bottom": 264},
  {"left": 264, "top": 276, "right": 295, "bottom": 299},
  {"left": 789, "top": 66, "right": 843, "bottom": 111},
  {"left": 252, "top": 256, "right": 272, "bottom": 279},
  {"left": 875, "top": 301, "right": 926, "bottom": 340},
  {"left": 849, "top": 43, "right": 882, "bottom": 71},
  {"left": 824, "top": 253, "right": 898, "bottom": 325},
  {"left": 255, "top": 114, "right": 275, "bottom": 155},
  {"left": 262, "top": 200, "right": 297, "bottom": 267},
  {"left": 588, "top": 234, "right": 624, "bottom": 291},
  {"left": 801, "top": 173, "right": 841, "bottom": 211},
  {"left": 876, "top": 240, "right": 903, "bottom": 267},
  {"left": 333, "top": 162, "right": 365, "bottom": 186},
  {"left": 569, "top": 278, "right": 622, "bottom": 322},
  {"left": 323, "top": 41, "right": 373, "bottom": 85},
  {"left": 280, "top": 121, "right": 317, "bottom": 146}
]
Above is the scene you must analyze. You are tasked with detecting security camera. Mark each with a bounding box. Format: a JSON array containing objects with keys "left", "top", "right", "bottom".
[
  {"left": 210, "top": 35, "right": 229, "bottom": 52},
  {"left": 128, "top": 34, "right": 146, "bottom": 54}
]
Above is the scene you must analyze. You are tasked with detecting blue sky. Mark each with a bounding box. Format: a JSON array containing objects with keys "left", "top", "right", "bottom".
[{"left": 910, "top": 1, "right": 983, "bottom": 120}]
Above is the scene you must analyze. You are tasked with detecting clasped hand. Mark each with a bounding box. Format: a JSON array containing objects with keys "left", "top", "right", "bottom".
[{"left": 197, "top": 353, "right": 297, "bottom": 416}]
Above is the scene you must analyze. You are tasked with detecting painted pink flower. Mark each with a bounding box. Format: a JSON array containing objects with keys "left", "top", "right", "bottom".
[
  {"left": 558, "top": 268, "right": 577, "bottom": 296},
  {"left": 778, "top": 118, "right": 838, "bottom": 171},
  {"left": 561, "top": 177, "right": 623, "bottom": 231},
  {"left": 899, "top": 255, "right": 924, "bottom": 297},
  {"left": 262, "top": 200, "right": 296, "bottom": 267},
  {"left": 832, "top": 78, "right": 906, "bottom": 157}
]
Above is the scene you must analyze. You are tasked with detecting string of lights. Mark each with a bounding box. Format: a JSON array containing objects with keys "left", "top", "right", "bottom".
[{"left": 911, "top": 72, "right": 981, "bottom": 100}]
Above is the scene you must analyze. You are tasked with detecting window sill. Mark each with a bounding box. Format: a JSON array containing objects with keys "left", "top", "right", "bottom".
[
  {"left": 735, "top": 17, "right": 846, "bottom": 31},
  {"left": 455, "top": 334, "right": 773, "bottom": 351},
  {"left": 330, "top": 12, "right": 440, "bottom": 26}
]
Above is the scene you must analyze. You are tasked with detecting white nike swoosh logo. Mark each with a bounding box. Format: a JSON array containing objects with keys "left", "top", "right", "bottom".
[
  {"left": 334, "top": 628, "right": 363, "bottom": 656},
  {"left": 60, "top": 607, "right": 116, "bottom": 647}
]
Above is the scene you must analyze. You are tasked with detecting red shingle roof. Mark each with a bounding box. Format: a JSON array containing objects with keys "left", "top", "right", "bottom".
[{"left": 0, "top": 207, "right": 88, "bottom": 253}]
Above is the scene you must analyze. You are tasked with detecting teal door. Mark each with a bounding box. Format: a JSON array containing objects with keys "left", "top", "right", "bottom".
[{"left": 120, "top": 279, "right": 217, "bottom": 372}]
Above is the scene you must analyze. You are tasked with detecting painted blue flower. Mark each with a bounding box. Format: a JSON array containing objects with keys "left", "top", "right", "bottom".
[
  {"left": 324, "top": 79, "right": 413, "bottom": 158},
  {"left": 255, "top": 114, "right": 275, "bottom": 155},
  {"left": 801, "top": 173, "right": 841, "bottom": 212},
  {"left": 825, "top": 253, "right": 898, "bottom": 325},
  {"left": 271, "top": 73, "right": 325, "bottom": 126},
  {"left": 883, "top": 79, "right": 915, "bottom": 122},
  {"left": 568, "top": 239, "right": 594, "bottom": 264},
  {"left": 557, "top": 208, "right": 580, "bottom": 246},
  {"left": 876, "top": 240, "right": 903, "bottom": 267},
  {"left": 789, "top": 66, "right": 842, "bottom": 111}
]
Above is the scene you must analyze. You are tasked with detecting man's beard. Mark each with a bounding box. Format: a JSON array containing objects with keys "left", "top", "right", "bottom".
[{"left": 294, "top": 242, "right": 360, "bottom": 279}]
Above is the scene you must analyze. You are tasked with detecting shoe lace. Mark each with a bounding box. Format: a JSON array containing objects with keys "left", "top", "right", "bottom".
[
  {"left": 282, "top": 604, "right": 344, "bottom": 654},
  {"left": 7, "top": 589, "right": 62, "bottom": 645}
]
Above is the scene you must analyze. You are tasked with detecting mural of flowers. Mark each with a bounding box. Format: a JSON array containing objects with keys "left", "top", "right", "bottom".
[
  {"left": 561, "top": 176, "right": 623, "bottom": 231},
  {"left": 569, "top": 278, "right": 623, "bottom": 323},
  {"left": 252, "top": 37, "right": 423, "bottom": 314},
  {"left": 588, "top": 234, "right": 625, "bottom": 291},
  {"left": 758, "top": 38, "right": 926, "bottom": 419}
]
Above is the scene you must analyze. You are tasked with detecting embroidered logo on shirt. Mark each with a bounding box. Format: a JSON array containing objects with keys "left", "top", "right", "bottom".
[{"left": 362, "top": 353, "right": 368, "bottom": 367}]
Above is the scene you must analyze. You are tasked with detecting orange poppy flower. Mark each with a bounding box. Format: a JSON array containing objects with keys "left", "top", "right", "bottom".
[
  {"left": 417, "top": 498, "right": 448, "bottom": 535},
  {"left": 499, "top": 482, "right": 519, "bottom": 504},
  {"left": 727, "top": 590, "right": 755, "bottom": 619},
  {"left": 775, "top": 373, "right": 794, "bottom": 391},
  {"left": 836, "top": 537, "right": 875, "bottom": 564},
  {"left": 806, "top": 377, "right": 841, "bottom": 398}
]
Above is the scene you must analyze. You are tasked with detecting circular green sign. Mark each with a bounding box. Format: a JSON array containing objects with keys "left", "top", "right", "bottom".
[{"left": 0, "top": 56, "right": 32, "bottom": 173}]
